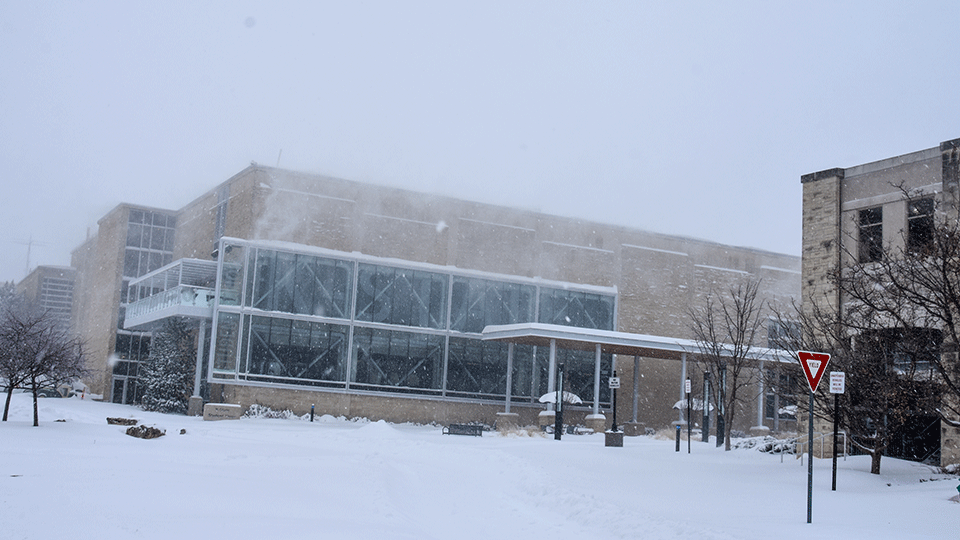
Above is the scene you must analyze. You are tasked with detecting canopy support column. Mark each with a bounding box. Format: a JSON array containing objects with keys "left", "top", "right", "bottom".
[
  {"left": 631, "top": 355, "right": 640, "bottom": 423},
  {"left": 679, "top": 352, "right": 687, "bottom": 424},
  {"left": 546, "top": 339, "right": 557, "bottom": 411},
  {"left": 188, "top": 320, "right": 207, "bottom": 416},
  {"left": 592, "top": 343, "right": 602, "bottom": 416},
  {"left": 505, "top": 342, "right": 514, "bottom": 414}
]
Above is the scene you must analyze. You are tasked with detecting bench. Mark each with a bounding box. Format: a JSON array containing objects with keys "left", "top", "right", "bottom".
[{"left": 443, "top": 423, "right": 483, "bottom": 436}]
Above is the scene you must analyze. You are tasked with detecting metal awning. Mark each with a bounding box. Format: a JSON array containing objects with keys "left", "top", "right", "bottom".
[{"left": 481, "top": 322, "right": 792, "bottom": 363}]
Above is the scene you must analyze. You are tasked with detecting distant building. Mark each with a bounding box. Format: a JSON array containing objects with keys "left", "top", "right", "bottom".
[
  {"left": 15, "top": 265, "right": 75, "bottom": 333},
  {"left": 70, "top": 164, "right": 800, "bottom": 432},
  {"left": 801, "top": 137, "right": 960, "bottom": 466}
]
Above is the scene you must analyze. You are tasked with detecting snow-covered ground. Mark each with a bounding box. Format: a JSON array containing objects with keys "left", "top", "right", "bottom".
[{"left": 2, "top": 393, "right": 956, "bottom": 540}]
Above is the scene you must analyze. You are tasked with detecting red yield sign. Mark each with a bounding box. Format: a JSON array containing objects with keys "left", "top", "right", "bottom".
[{"left": 797, "top": 351, "right": 831, "bottom": 393}]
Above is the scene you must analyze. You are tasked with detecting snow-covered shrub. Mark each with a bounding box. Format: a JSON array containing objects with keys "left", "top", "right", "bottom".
[
  {"left": 732, "top": 435, "right": 796, "bottom": 454},
  {"left": 242, "top": 403, "right": 305, "bottom": 420}
]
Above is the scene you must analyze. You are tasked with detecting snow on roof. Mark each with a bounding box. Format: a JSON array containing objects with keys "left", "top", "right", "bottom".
[
  {"left": 218, "top": 237, "right": 618, "bottom": 295},
  {"left": 481, "top": 322, "right": 793, "bottom": 363}
]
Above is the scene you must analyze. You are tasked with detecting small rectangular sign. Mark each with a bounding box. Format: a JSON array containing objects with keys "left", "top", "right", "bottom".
[
  {"left": 608, "top": 377, "right": 621, "bottom": 389},
  {"left": 684, "top": 378, "right": 692, "bottom": 394},
  {"left": 829, "top": 372, "right": 845, "bottom": 394}
]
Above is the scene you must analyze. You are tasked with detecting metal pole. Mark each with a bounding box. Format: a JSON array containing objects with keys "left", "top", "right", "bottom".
[
  {"left": 547, "top": 339, "right": 557, "bottom": 412},
  {"left": 717, "top": 363, "right": 726, "bottom": 448},
  {"left": 631, "top": 355, "right": 640, "bottom": 423},
  {"left": 687, "top": 379, "right": 692, "bottom": 453},
  {"left": 832, "top": 393, "right": 839, "bottom": 491},
  {"left": 807, "top": 390, "right": 815, "bottom": 524},
  {"left": 611, "top": 370, "right": 618, "bottom": 432},
  {"left": 505, "top": 342, "right": 514, "bottom": 414},
  {"left": 702, "top": 372, "right": 711, "bottom": 442},
  {"left": 757, "top": 360, "right": 765, "bottom": 427},
  {"left": 592, "top": 343, "right": 602, "bottom": 416},
  {"left": 554, "top": 363, "right": 564, "bottom": 441},
  {"left": 192, "top": 320, "right": 207, "bottom": 397},
  {"left": 679, "top": 352, "right": 687, "bottom": 424}
]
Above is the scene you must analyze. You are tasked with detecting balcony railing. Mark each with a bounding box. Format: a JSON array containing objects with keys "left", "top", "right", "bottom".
[{"left": 123, "top": 259, "right": 220, "bottom": 329}]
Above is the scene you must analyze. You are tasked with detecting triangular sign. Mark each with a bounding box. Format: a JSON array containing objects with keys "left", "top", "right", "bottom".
[{"left": 797, "top": 351, "right": 831, "bottom": 392}]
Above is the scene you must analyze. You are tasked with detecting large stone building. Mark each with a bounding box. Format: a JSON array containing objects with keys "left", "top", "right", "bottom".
[
  {"left": 14, "top": 265, "right": 75, "bottom": 334},
  {"left": 801, "top": 137, "right": 960, "bottom": 466},
  {"left": 69, "top": 164, "right": 800, "bottom": 433}
]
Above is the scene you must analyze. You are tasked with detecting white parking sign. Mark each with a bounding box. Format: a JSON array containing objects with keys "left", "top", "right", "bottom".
[{"left": 829, "top": 372, "right": 845, "bottom": 394}]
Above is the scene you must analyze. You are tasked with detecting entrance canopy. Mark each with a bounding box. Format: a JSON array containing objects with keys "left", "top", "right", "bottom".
[
  {"left": 481, "top": 322, "right": 793, "bottom": 423},
  {"left": 481, "top": 323, "right": 791, "bottom": 363}
]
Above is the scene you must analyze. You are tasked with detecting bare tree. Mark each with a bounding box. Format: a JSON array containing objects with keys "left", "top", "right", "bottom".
[
  {"left": 831, "top": 214, "right": 960, "bottom": 424},
  {"left": 771, "top": 295, "right": 941, "bottom": 474},
  {"left": 688, "top": 279, "right": 766, "bottom": 450},
  {"left": 0, "top": 305, "right": 36, "bottom": 421},
  {"left": 0, "top": 305, "right": 86, "bottom": 425}
]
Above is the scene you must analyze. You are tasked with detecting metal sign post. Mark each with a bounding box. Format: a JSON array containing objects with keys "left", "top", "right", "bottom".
[
  {"left": 829, "top": 372, "right": 845, "bottom": 492},
  {"left": 797, "top": 351, "right": 831, "bottom": 524},
  {"left": 555, "top": 364, "right": 564, "bottom": 441},
  {"left": 702, "top": 372, "right": 711, "bottom": 443},
  {"left": 609, "top": 372, "right": 620, "bottom": 432},
  {"left": 685, "top": 378, "right": 692, "bottom": 453}
]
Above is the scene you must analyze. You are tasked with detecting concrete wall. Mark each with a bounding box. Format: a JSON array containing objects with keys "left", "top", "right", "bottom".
[{"left": 70, "top": 207, "right": 129, "bottom": 395}]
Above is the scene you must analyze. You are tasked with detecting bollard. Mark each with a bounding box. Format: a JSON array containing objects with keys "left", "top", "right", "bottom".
[
  {"left": 310, "top": 404, "right": 315, "bottom": 422},
  {"left": 675, "top": 424, "right": 681, "bottom": 452}
]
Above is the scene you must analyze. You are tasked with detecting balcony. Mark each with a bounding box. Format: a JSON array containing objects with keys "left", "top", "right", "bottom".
[{"left": 123, "top": 259, "right": 220, "bottom": 330}]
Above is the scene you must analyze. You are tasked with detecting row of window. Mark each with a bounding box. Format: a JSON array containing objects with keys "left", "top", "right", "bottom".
[
  {"left": 223, "top": 247, "right": 615, "bottom": 333},
  {"left": 111, "top": 209, "right": 178, "bottom": 404},
  {"left": 211, "top": 243, "right": 617, "bottom": 404},
  {"left": 212, "top": 312, "right": 613, "bottom": 404},
  {"left": 858, "top": 197, "right": 934, "bottom": 263}
]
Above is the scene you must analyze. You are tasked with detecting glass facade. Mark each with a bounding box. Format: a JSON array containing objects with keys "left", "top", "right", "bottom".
[
  {"left": 210, "top": 241, "right": 617, "bottom": 407},
  {"left": 111, "top": 208, "right": 177, "bottom": 405}
]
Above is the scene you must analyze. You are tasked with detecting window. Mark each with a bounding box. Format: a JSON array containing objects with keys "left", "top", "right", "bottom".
[
  {"left": 765, "top": 370, "right": 798, "bottom": 421},
  {"left": 250, "top": 250, "right": 352, "bottom": 318},
  {"left": 767, "top": 319, "right": 800, "bottom": 350},
  {"left": 355, "top": 264, "right": 447, "bottom": 329},
  {"left": 533, "top": 346, "right": 612, "bottom": 407},
  {"left": 246, "top": 316, "right": 347, "bottom": 382},
  {"left": 450, "top": 278, "right": 535, "bottom": 333},
  {"left": 858, "top": 207, "right": 883, "bottom": 263},
  {"left": 538, "top": 288, "right": 615, "bottom": 330},
  {"left": 446, "top": 337, "right": 511, "bottom": 396},
  {"left": 123, "top": 209, "right": 176, "bottom": 278},
  {"left": 351, "top": 327, "right": 444, "bottom": 391},
  {"left": 907, "top": 198, "right": 934, "bottom": 253}
]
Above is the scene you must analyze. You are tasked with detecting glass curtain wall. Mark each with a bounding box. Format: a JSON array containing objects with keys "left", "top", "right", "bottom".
[
  {"left": 112, "top": 209, "right": 176, "bottom": 405},
  {"left": 211, "top": 241, "right": 616, "bottom": 407}
]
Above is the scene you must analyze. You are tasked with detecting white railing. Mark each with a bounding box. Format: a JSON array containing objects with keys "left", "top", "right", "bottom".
[
  {"left": 794, "top": 430, "right": 847, "bottom": 465},
  {"left": 126, "top": 285, "right": 216, "bottom": 321}
]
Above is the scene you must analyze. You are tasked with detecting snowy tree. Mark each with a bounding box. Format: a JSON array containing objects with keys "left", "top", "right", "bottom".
[
  {"left": 0, "top": 281, "right": 19, "bottom": 308},
  {"left": 139, "top": 317, "right": 193, "bottom": 414},
  {"left": 829, "top": 201, "right": 960, "bottom": 425},
  {"left": 771, "top": 296, "right": 940, "bottom": 475},
  {"left": 0, "top": 303, "right": 35, "bottom": 421},
  {"left": 0, "top": 304, "right": 86, "bottom": 425},
  {"left": 687, "top": 279, "right": 766, "bottom": 451}
]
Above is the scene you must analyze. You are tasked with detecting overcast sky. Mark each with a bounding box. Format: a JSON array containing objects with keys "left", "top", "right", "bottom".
[{"left": 2, "top": 1, "right": 959, "bottom": 284}]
